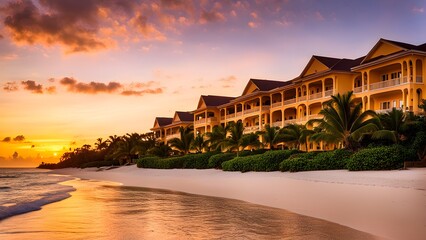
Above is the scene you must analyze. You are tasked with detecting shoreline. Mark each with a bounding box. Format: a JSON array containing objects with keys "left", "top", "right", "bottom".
[{"left": 51, "top": 166, "right": 426, "bottom": 240}]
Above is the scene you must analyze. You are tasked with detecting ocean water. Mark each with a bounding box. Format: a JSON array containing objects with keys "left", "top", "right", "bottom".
[
  {"left": 0, "top": 169, "right": 380, "bottom": 239},
  {"left": 0, "top": 168, "right": 75, "bottom": 220}
]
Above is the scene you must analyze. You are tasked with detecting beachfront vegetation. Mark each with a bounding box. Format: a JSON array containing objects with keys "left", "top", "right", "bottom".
[
  {"left": 39, "top": 91, "right": 425, "bottom": 172},
  {"left": 222, "top": 150, "right": 298, "bottom": 172}
]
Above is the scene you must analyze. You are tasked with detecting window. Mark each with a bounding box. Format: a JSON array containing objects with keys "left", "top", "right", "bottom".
[
  {"left": 393, "top": 100, "right": 396, "bottom": 108},
  {"left": 381, "top": 74, "right": 388, "bottom": 81},
  {"left": 390, "top": 72, "right": 401, "bottom": 79},
  {"left": 399, "top": 100, "right": 404, "bottom": 108},
  {"left": 381, "top": 101, "right": 390, "bottom": 110}
]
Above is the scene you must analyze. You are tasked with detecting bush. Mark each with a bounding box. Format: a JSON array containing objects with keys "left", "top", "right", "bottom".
[
  {"left": 208, "top": 153, "right": 236, "bottom": 169},
  {"left": 280, "top": 149, "right": 352, "bottom": 172},
  {"left": 347, "top": 145, "right": 413, "bottom": 171},
  {"left": 137, "top": 152, "right": 219, "bottom": 169},
  {"left": 238, "top": 149, "right": 267, "bottom": 157},
  {"left": 222, "top": 150, "right": 297, "bottom": 172},
  {"left": 80, "top": 160, "right": 119, "bottom": 169}
]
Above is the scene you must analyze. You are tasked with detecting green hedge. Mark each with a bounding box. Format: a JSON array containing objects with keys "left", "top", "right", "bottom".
[
  {"left": 238, "top": 149, "right": 267, "bottom": 157},
  {"left": 280, "top": 150, "right": 352, "bottom": 172},
  {"left": 137, "top": 152, "right": 219, "bottom": 169},
  {"left": 222, "top": 150, "right": 297, "bottom": 172},
  {"left": 347, "top": 145, "right": 413, "bottom": 171},
  {"left": 207, "top": 153, "right": 236, "bottom": 169},
  {"left": 80, "top": 160, "right": 119, "bottom": 169}
]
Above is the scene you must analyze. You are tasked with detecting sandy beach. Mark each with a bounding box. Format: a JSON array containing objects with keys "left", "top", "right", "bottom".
[{"left": 52, "top": 167, "right": 426, "bottom": 240}]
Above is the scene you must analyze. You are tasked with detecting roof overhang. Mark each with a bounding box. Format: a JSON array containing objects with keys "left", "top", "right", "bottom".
[{"left": 351, "top": 50, "right": 426, "bottom": 71}]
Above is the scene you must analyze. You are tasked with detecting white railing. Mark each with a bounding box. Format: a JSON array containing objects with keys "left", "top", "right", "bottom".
[
  {"left": 309, "top": 92, "right": 323, "bottom": 100},
  {"left": 369, "top": 78, "right": 401, "bottom": 90},
  {"left": 272, "top": 121, "right": 282, "bottom": 127},
  {"left": 243, "top": 126, "right": 260, "bottom": 134},
  {"left": 324, "top": 90, "right": 333, "bottom": 96},
  {"left": 166, "top": 133, "right": 180, "bottom": 140},
  {"left": 206, "top": 117, "right": 217, "bottom": 123},
  {"left": 298, "top": 95, "right": 307, "bottom": 102},
  {"left": 402, "top": 76, "right": 408, "bottom": 83},
  {"left": 272, "top": 102, "right": 282, "bottom": 108},
  {"left": 226, "top": 113, "right": 235, "bottom": 119},
  {"left": 283, "top": 119, "right": 297, "bottom": 125},
  {"left": 283, "top": 98, "right": 296, "bottom": 105},
  {"left": 416, "top": 76, "right": 423, "bottom": 83},
  {"left": 244, "top": 106, "right": 260, "bottom": 114},
  {"left": 353, "top": 86, "right": 362, "bottom": 93},
  {"left": 194, "top": 118, "right": 206, "bottom": 125},
  {"left": 261, "top": 106, "right": 270, "bottom": 111}
]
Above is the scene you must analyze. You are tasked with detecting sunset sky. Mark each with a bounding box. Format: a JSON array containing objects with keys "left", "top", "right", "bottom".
[{"left": 0, "top": 0, "right": 425, "bottom": 167}]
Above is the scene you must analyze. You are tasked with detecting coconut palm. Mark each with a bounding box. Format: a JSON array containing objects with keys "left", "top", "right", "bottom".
[
  {"left": 205, "top": 125, "right": 228, "bottom": 151},
  {"left": 95, "top": 138, "right": 109, "bottom": 151},
  {"left": 219, "top": 121, "right": 245, "bottom": 156},
  {"left": 260, "top": 124, "right": 284, "bottom": 150},
  {"left": 308, "top": 91, "right": 381, "bottom": 150},
  {"left": 191, "top": 133, "right": 206, "bottom": 153},
  {"left": 240, "top": 132, "right": 262, "bottom": 150},
  {"left": 168, "top": 126, "right": 194, "bottom": 154},
  {"left": 280, "top": 123, "right": 312, "bottom": 151},
  {"left": 372, "top": 108, "right": 406, "bottom": 143}
]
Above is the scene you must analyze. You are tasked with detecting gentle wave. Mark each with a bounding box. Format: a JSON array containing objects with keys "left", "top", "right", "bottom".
[{"left": 0, "top": 185, "right": 75, "bottom": 220}]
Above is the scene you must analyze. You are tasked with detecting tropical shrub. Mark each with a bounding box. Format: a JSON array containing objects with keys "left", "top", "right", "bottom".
[
  {"left": 222, "top": 150, "right": 297, "bottom": 172},
  {"left": 238, "top": 149, "right": 267, "bottom": 156},
  {"left": 347, "top": 145, "right": 414, "bottom": 171},
  {"left": 207, "top": 153, "right": 236, "bottom": 169},
  {"left": 280, "top": 150, "right": 351, "bottom": 172},
  {"left": 181, "top": 151, "right": 219, "bottom": 169},
  {"left": 136, "top": 152, "right": 219, "bottom": 169}
]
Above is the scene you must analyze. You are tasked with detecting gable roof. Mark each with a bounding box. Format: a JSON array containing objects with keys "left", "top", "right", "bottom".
[
  {"left": 174, "top": 111, "right": 193, "bottom": 122},
  {"left": 298, "top": 55, "right": 363, "bottom": 79},
  {"left": 155, "top": 117, "right": 173, "bottom": 127},
  {"left": 241, "top": 78, "right": 289, "bottom": 96},
  {"left": 200, "top": 95, "right": 234, "bottom": 107}
]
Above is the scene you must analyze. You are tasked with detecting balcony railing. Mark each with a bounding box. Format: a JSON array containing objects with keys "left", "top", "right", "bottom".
[
  {"left": 402, "top": 76, "right": 408, "bottom": 83},
  {"left": 226, "top": 113, "right": 235, "bottom": 119},
  {"left": 261, "top": 106, "right": 270, "bottom": 111},
  {"left": 283, "top": 119, "right": 297, "bottom": 125},
  {"left": 353, "top": 86, "right": 362, "bottom": 93},
  {"left": 308, "top": 114, "right": 322, "bottom": 120},
  {"left": 236, "top": 112, "right": 243, "bottom": 117},
  {"left": 244, "top": 106, "right": 260, "bottom": 114},
  {"left": 309, "top": 92, "right": 323, "bottom": 100},
  {"left": 298, "top": 95, "right": 307, "bottom": 102},
  {"left": 324, "top": 90, "right": 333, "bottom": 97},
  {"left": 369, "top": 77, "right": 401, "bottom": 90},
  {"left": 283, "top": 98, "right": 296, "bottom": 105},
  {"left": 166, "top": 133, "right": 180, "bottom": 140},
  {"left": 375, "top": 108, "right": 402, "bottom": 115},
  {"left": 271, "top": 121, "right": 282, "bottom": 127},
  {"left": 271, "top": 102, "right": 282, "bottom": 108},
  {"left": 416, "top": 76, "right": 423, "bottom": 83},
  {"left": 194, "top": 118, "right": 206, "bottom": 125},
  {"left": 243, "top": 126, "right": 260, "bottom": 134}
]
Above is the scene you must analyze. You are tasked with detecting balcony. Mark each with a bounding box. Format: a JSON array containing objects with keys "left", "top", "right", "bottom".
[
  {"left": 194, "top": 118, "right": 206, "bottom": 125},
  {"left": 271, "top": 102, "right": 282, "bottom": 108},
  {"left": 244, "top": 106, "right": 260, "bottom": 114},
  {"left": 283, "top": 119, "right": 297, "bottom": 125},
  {"left": 308, "top": 114, "right": 322, "bottom": 120},
  {"left": 236, "top": 112, "right": 243, "bottom": 117},
  {"left": 324, "top": 90, "right": 333, "bottom": 97},
  {"left": 195, "top": 117, "right": 218, "bottom": 125},
  {"left": 271, "top": 121, "right": 282, "bottom": 128},
  {"left": 261, "top": 105, "right": 270, "bottom": 111},
  {"left": 375, "top": 108, "right": 402, "bottom": 115},
  {"left": 283, "top": 98, "right": 296, "bottom": 105},
  {"left": 298, "top": 95, "right": 307, "bottom": 102},
  {"left": 416, "top": 76, "right": 423, "bottom": 83},
  {"left": 353, "top": 86, "right": 362, "bottom": 93},
  {"left": 243, "top": 126, "right": 260, "bottom": 134},
  {"left": 309, "top": 92, "right": 323, "bottom": 100},
  {"left": 226, "top": 113, "right": 236, "bottom": 119},
  {"left": 369, "top": 77, "right": 402, "bottom": 91},
  {"left": 166, "top": 133, "right": 180, "bottom": 140}
]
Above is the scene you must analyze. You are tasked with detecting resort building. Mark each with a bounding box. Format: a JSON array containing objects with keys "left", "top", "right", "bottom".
[
  {"left": 151, "top": 38, "right": 425, "bottom": 150},
  {"left": 150, "top": 111, "right": 193, "bottom": 144}
]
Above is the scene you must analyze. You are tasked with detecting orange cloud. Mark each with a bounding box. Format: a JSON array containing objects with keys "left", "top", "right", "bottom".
[
  {"left": 121, "top": 88, "right": 163, "bottom": 96},
  {"left": 3, "top": 82, "right": 19, "bottom": 92},
  {"left": 59, "top": 77, "right": 122, "bottom": 94},
  {"left": 199, "top": 10, "right": 226, "bottom": 24},
  {"left": 21, "top": 80, "right": 43, "bottom": 94}
]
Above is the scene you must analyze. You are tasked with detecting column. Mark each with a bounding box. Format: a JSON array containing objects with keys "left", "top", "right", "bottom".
[{"left": 322, "top": 79, "right": 325, "bottom": 98}]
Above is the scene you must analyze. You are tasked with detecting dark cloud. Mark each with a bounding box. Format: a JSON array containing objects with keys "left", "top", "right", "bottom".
[
  {"left": 2, "top": 0, "right": 108, "bottom": 53},
  {"left": 2, "top": 137, "right": 11, "bottom": 142},
  {"left": 12, "top": 151, "right": 18, "bottom": 159},
  {"left": 59, "top": 77, "right": 122, "bottom": 94},
  {"left": 121, "top": 88, "right": 163, "bottom": 96},
  {"left": 13, "top": 135, "right": 25, "bottom": 142},
  {"left": 200, "top": 10, "right": 226, "bottom": 24},
  {"left": 3, "top": 81, "right": 19, "bottom": 92},
  {"left": 21, "top": 80, "right": 43, "bottom": 94}
]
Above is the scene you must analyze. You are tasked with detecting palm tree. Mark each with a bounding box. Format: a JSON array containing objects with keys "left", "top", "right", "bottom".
[
  {"left": 219, "top": 121, "right": 245, "bottom": 156},
  {"left": 372, "top": 108, "right": 406, "bottom": 143},
  {"left": 168, "top": 126, "right": 194, "bottom": 154},
  {"left": 95, "top": 138, "right": 109, "bottom": 151},
  {"left": 280, "top": 123, "right": 312, "bottom": 151},
  {"left": 148, "top": 143, "right": 172, "bottom": 157},
  {"left": 240, "top": 132, "right": 262, "bottom": 150},
  {"left": 308, "top": 91, "right": 381, "bottom": 150},
  {"left": 205, "top": 125, "right": 228, "bottom": 151},
  {"left": 260, "top": 124, "right": 284, "bottom": 150},
  {"left": 191, "top": 133, "right": 206, "bottom": 153}
]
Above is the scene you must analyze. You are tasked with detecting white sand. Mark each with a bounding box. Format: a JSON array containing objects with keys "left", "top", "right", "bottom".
[{"left": 52, "top": 167, "right": 426, "bottom": 240}]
